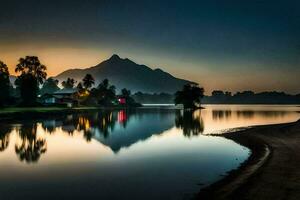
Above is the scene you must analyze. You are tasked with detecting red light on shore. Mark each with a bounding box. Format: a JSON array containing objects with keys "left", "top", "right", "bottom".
[{"left": 118, "top": 98, "right": 126, "bottom": 104}]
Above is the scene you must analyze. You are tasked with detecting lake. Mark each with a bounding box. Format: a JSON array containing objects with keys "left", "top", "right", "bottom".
[{"left": 0, "top": 105, "right": 299, "bottom": 199}]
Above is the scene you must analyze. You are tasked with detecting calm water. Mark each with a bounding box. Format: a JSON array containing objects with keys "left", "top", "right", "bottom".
[{"left": 0, "top": 105, "right": 299, "bottom": 200}]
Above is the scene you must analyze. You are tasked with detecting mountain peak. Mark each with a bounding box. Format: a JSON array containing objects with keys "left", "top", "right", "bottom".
[
  {"left": 109, "top": 54, "right": 121, "bottom": 60},
  {"left": 55, "top": 55, "right": 194, "bottom": 93},
  {"left": 154, "top": 68, "right": 164, "bottom": 73}
]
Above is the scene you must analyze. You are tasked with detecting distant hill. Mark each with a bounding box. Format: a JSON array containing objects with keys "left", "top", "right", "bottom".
[
  {"left": 54, "top": 54, "right": 195, "bottom": 93},
  {"left": 132, "top": 91, "right": 300, "bottom": 104}
]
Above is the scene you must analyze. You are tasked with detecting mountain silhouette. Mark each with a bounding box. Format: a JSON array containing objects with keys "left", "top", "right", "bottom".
[{"left": 54, "top": 54, "right": 195, "bottom": 93}]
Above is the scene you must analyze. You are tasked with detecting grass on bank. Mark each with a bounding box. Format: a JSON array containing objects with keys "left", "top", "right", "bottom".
[{"left": 0, "top": 106, "right": 101, "bottom": 115}]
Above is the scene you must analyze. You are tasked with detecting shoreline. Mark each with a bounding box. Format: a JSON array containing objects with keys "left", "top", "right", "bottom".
[
  {"left": 0, "top": 106, "right": 180, "bottom": 122},
  {"left": 196, "top": 119, "right": 300, "bottom": 199}
]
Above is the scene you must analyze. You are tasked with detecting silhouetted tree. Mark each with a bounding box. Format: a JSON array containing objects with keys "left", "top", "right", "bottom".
[
  {"left": 121, "top": 88, "right": 131, "bottom": 97},
  {"left": 174, "top": 84, "right": 204, "bottom": 109},
  {"left": 0, "top": 61, "right": 10, "bottom": 106},
  {"left": 15, "top": 56, "right": 47, "bottom": 106},
  {"left": 92, "top": 79, "right": 116, "bottom": 106},
  {"left": 62, "top": 78, "right": 76, "bottom": 89},
  {"left": 40, "top": 78, "right": 59, "bottom": 95},
  {"left": 77, "top": 82, "right": 84, "bottom": 91},
  {"left": 82, "top": 74, "right": 95, "bottom": 89},
  {"left": 120, "top": 88, "right": 140, "bottom": 106}
]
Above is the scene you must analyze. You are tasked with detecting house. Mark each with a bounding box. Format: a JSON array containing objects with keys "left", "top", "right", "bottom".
[
  {"left": 40, "top": 88, "right": 79, "bottom": 107},
  {"left": 117, "top": 95, "right": 126, "bottom": 105}
]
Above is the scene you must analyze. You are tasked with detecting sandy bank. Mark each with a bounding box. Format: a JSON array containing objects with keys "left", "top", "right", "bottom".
[{"left": 197, "top": 119, "right": 300, "bottom": 200}]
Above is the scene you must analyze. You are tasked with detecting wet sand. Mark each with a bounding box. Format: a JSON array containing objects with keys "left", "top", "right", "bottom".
[{"left": 197, "top": 119, "right": 300, "bottom": 200}]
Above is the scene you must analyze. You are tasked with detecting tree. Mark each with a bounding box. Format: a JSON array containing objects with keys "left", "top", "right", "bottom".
[
  {"left": 121, "top": 88, "right": 131, "bottom": 97},
  {"left": 120, "top": 88, "right": 139, "bottom": 106},
  {"left": 15, "top": 56, "right": 47, "bottom": 106},
  {"left": 82, "top": 74, "right": 95, "bottom": 89},
  {"left": 15, "top": 56, "right": 47, "bottom": 84},
  {"left": 15, "top": 74, "right": 38, "bottom": 105},
  {"left": 92, "top": 79, "right": 116, "bottom": 106},
  {"left": 40, "top": 78, "right": 59, "bottom": 95},
  {"left": 0, "top": 61, "right": 10, "bottom": 106},
  {"left": 77, "top": 82, "right": 84, "bottom": 91},
  {"left": 174, "top": 83, "right": 204, "bottom": 109},
  {"left": 62, "top": 78, "right": 76, "bottom": 89}
]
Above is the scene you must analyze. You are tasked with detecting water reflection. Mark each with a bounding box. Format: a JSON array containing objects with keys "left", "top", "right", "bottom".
[
  {"left": 0, "top": 126, "right": 11, "bottom": 152},
  {"left": 212, "top": 110, "right": 292, "bottom": 120},
  {"left": 15, "top": 124, "right": 47, "bottom": 163},
  {"left": 0, "top": 106, "right": 299, "bottom": 164},
  {"left": 175, "top": 110, "right": 204, "bottom": 137},
  {"left": 212, "top": 110, "right": 232, "bottom": 120},
  {"left": 0, "top": 110, "right": 177, "bottom": 162},
  {"left": 0, "top": 105, "right": 298, "bottom": 199}
]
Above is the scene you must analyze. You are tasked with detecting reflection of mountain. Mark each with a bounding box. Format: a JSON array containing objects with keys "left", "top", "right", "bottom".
[
  {"left": 0, "top": 110, "right": 176, "bottom": 162},
  {"left": 92, "top": 111, "right": 175, "bottom": 153},
  {"left": 41, "top": 110, "right": 176, "bottom": 153}
]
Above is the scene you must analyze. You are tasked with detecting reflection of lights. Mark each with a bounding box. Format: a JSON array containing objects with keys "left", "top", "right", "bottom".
[
  {"left": 85, "top": 120, "right": 90, "bottom": 130},
  {"left": 118, "top": 110, "right": 127, "bottom": 123},
  {"left": 78, "top": 117, "right": 91, "bottom": 130}
]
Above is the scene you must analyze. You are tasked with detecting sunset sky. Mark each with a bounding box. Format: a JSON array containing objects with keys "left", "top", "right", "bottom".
[{"left": 1, "top": 0, "right": 299, "bottom": 94}]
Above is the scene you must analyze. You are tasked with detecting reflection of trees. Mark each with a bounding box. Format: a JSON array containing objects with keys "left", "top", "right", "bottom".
[
  {"left": 175, "top": 110, "right": 204, "bottom": 137},
  {"left": 212, "top": 110, "right": 232, "bottom": 120},
  {"left": 75, "top": 111, "right": 117, "bottom": 140},
  {"left": 15, "top": 124, "right": 47, "bottom": 163},
  {"left": 0, "top": 125, "right": 11, "bottom": 152},
  {"left": 212, "top": 110, "right": 290, "bottom": 120},
  {"left": 236, "top": 110, "right": 289, "bottom": 119},
  {"left": 39, "top": 110, "right": 130, "bottom": 142}
]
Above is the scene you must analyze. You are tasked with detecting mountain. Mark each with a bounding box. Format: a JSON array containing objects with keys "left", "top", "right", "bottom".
[{"left": 54, "top": 54, "right": 195, "bottom": 93}]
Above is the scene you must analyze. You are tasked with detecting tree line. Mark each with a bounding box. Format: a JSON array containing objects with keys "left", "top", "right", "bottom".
[
  {"left": 0, "top": 56, "right": 46, "bottom": 106},
  {"left": 0, "top": 56, "right": 139, "bottom": 107}
]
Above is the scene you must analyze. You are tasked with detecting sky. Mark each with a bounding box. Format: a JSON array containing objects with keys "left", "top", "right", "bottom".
[{"left": 0, "top": 0, "right": 299, "bottom": 94}]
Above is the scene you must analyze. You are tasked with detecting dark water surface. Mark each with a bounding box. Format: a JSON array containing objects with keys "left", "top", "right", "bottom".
[{"left": 0, "top": 105, "right": 299, "bottom": 199}]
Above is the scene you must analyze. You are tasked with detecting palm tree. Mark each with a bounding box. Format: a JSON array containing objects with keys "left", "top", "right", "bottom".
[
  {"left": 82, "top": 74, "right": 95, "bottom": 89},
  {"left": 174, "top": 83, "right": 204, "bottom": 109},
  {"left": 121, "top": 88, "right": 131, "bottom": 97},
  {"left": 0, "top": 61, "right": 10, "bottom": 106},
  {"left": 62, "top": 78, "right": 76, "bottom": 89},
  {"left": 93, "top": 79, "right": 116, "bottom": 106}
]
